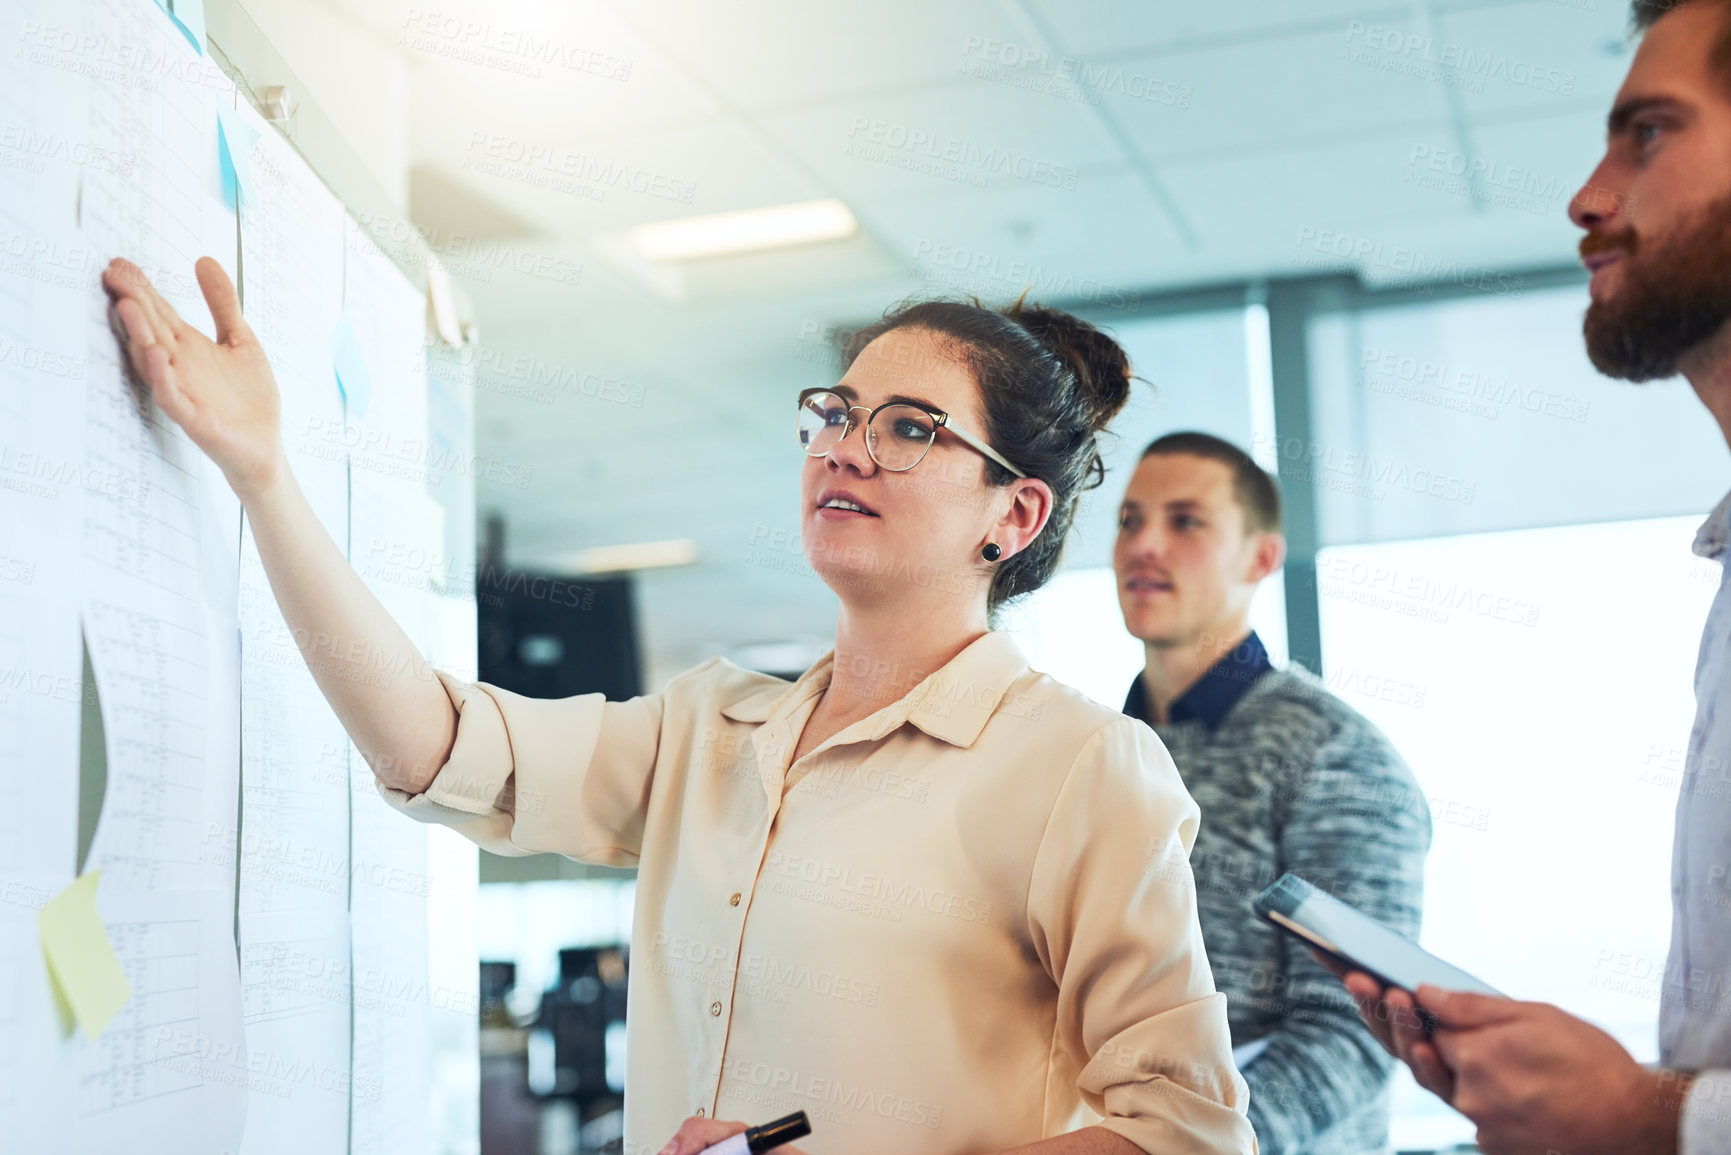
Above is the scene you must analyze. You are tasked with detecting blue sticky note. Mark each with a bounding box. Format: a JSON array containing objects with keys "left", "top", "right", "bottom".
[
  {"left": 168, "top": 0, "right": 206, "bottom": 55},
  {"left": 331, "top": 315, "right": 374, "bottom": 420},
  {"left": 215, "top": 103, "right": 259, "bottom": 210}
]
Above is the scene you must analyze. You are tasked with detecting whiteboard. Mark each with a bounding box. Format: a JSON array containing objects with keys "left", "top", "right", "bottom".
[{"left": 0, "top": 0, "right": 479, "bottom": 1151}]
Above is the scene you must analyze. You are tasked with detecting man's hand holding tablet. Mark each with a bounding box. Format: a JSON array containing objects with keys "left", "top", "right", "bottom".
[
  {"left": 1341, "top": 973, "right": 1684, "bottom": 1155},
  {"left": 1254, "top": 874, "right": 1687, "bottom": 1155}
]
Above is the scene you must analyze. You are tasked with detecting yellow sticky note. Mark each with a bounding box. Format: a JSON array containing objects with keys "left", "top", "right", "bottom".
[{"left": 38, "top": 871, "right": 131, "bottom": 1038}]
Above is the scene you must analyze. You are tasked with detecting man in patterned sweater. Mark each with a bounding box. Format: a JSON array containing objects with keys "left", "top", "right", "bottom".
[{"left": 1113, "top": 432, "right": 1431, "bottom": 1155}]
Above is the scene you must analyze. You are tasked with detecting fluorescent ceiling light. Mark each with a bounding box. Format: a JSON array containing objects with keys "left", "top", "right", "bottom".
[
  {"left": 628, "top": 198, "right": 857, "bottom": 262},
  {"left": 551, "top": 538, "right": 699, "bottom": 574}
]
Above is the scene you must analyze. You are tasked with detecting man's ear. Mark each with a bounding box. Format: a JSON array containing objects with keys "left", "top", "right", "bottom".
[{"left": 1249, "top": 531, "right": 1286, "bottom": 583}]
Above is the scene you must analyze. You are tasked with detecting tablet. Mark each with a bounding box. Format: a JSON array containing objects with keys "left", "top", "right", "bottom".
[{"left": 1252, "top": 873, "right": 1503, "bottom": 998}]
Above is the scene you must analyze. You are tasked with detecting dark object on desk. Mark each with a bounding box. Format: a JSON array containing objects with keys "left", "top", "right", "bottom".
[
  {"left": 479, "top": 960, "right": 517, "bottom": 1028},
  {"left": 533, "top": 945, "right": 630, "bottom": 1107},
  {"left": 478, "top": 567, "right": 642, "bottom": 701}
]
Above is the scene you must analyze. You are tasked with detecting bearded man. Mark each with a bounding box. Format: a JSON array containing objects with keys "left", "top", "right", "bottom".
[{"left": 1328, "top": 4, "right": 1731, "bottom": 1154}]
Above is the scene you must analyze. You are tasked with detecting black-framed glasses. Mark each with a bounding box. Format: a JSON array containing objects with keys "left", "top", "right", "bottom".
[{"left": 796, "top": 388, "right": 1026, "bottom": 477}]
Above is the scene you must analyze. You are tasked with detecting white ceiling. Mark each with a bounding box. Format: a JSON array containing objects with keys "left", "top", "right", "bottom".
[{"left": 332, "top": 0, "right": 1634, "bottom": 684}]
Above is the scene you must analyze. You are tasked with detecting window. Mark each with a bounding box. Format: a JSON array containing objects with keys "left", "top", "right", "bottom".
[
  {"left": 1301, "top": 283, "right": 1724, "bottom": 545},
  {"left": 1009, "top": 301, "right": 1288, "bottom": 700},
  {"left": 1317, "top": 517, "right": 1716, "bottom": 1149}
]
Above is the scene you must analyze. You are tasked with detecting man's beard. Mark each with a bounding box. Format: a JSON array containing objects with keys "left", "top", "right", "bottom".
[{"left": 1583, "top": 190, "right": 1731, "bottom": 381}]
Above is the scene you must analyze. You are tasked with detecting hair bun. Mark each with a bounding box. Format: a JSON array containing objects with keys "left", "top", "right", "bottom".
[{"left": 1005, "top": 303, "right": 1132, "bottom": 433}]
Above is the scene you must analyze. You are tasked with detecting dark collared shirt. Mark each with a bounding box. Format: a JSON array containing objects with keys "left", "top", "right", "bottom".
[{"left": 1122, "top": 631, "right": 1273, "bottom": 730}]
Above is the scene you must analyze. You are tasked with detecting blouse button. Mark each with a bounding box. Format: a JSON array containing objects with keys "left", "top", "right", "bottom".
[
  {"left": 729, "top": 893, "right": 741, "bottom": 907},
  {"left": 710, "top": 1001, "right": 723, "bottom": 1016}
]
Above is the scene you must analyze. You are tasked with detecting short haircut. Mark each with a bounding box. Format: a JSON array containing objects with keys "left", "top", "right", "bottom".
[
  {"left": 1633, "top": 0, "right": 1720, "bottom": 29},
  {"left": 1139, "top": 432, "right": 1282, "bottom": 534},
  {"left": 1632, "top": 0, "right": 1731, "bottom": 85}
]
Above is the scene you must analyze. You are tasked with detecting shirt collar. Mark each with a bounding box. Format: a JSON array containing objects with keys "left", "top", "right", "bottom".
[
  {"left": 1122, "top": 631, "right": 1273, "bottom": 731},
  {"left": 720, "top": 631, "right": 1030, "bottom": 749},
  {"left": 1694, "top": 489, "right": 1731, "bottom": 561}
]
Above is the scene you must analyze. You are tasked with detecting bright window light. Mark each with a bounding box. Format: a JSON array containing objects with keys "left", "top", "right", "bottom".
[
  {"left": 998, "top": 566, "right": 1288, "bottom": 710},
  {"left": 628, "top": 198, "right": 857, "bottom": 262},
  {"left": 1317, "top": 516, "right": 1716, "bottom": 1151}
]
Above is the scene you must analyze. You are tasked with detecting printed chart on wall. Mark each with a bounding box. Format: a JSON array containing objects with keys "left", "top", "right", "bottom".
[
  {"left": 343, "top": 218, "right": 439, "bottom": 1155},
  {"left": 0, "top": 2, "right": 87, "bottom": 1143},
  {"left": 55, "top": 0, "right": 248, "bottom": 1149},
  {"left": 0, "top": 0, "right": 474, "bottom": 1150},
  {"left": 233, "top": 95, "right": 354, "bottom": 1155}
]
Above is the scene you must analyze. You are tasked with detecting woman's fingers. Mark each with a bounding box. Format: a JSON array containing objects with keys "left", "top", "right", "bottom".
[
  {"left": 112, "top": 297, "right": 163, "bottom": 383},
  {"left": 111, "top": 276, "right": 204, "bottom": 438},
  {"left": 658, "top": 1117, "right": 747, "bottom": 1155},
  {"left": 138, "top": 270, "right": 192, "bottom": 344},
  {"left": 103, "top": 258, "right": 195, "bottom": 350},
  {"left": 102, "top": 259, "right": 176, "bottom": 349},
  {"left": 195, "top": 256, "right": 250, "bottom": 347},
  {"left": 140, "top": 343, "right": 194, "bottom": 428},
  {"left": 101, "top": 255, "right": 287, "bottom": 499}
]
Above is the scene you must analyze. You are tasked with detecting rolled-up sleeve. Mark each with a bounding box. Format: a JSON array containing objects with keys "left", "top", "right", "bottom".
[
  {"left": 377, "top": 667, "right": 669, "bottom": 866},
  {"left": 1027, "top": 718, "right": 1257, "bottom": 1155}
]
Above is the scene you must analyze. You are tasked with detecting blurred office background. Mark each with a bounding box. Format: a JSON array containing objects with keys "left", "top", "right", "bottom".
[{"left": 220, "top": 0, "right": 1728, "bottom": 1151}]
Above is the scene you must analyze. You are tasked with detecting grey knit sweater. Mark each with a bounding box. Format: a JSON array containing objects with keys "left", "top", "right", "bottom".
[{"left": 1128, "top": 659, "right": 1432, "bottom": 1155}]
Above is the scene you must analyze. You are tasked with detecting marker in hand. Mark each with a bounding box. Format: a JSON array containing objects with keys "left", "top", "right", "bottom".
[{"left": 697, "top": 1111, "right": 811, "bottom": 1155}]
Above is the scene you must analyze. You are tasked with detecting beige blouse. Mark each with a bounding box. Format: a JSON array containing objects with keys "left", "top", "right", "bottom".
[{"left": 383, "top": 631, "right": 1255, "bottom": 1155}]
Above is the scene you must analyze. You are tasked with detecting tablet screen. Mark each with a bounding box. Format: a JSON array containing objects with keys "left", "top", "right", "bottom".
[{"left": 1258, "top": 874, "right": 1502, "bottom": 997}]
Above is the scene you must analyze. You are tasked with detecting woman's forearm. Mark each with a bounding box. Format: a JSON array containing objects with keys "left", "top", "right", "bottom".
[
  {"left": 98, "top": 257, "right": 460, "bottom": 794},
  {"left": 244, "top": 465, "right": 456, "bottom": 794}
]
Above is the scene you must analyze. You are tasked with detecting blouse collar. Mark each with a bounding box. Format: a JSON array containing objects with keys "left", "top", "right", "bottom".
[{"left": 720, "top": 630, "right": 1030, "bottom": 750}]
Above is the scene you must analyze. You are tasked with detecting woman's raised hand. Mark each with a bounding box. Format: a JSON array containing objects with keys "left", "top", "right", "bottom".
[
  {"left": 101, "top": 256, "right": 285, "bottom": 501},
  {"left": 102, "top": 259, "right": 460, "bottom": 795}
]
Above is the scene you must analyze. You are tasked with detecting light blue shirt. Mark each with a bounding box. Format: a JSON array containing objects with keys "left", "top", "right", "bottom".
[{"left": 1663, "top": 490, "right": 1731, "bottom": 1153}]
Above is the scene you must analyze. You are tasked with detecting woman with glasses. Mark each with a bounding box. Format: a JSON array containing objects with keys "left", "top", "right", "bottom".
[{"left": 101, "top": 258, "right": 1256, "bottom": 1155}]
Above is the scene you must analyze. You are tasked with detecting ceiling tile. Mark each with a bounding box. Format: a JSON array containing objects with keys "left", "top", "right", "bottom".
[
  {"left": 606, "top": 0, "right": 1028, "bottom": 111},
  {"left": 1019, "top": 0, "right": 1407, "bottom": 58},
  {"left": 755, "top": 76, "right": 1125, "bottom": 202},
  {"left": 1164, "top": 125, "right": 1473, "bottom": 257},
  {"left": 352, "top": 0, "right": 724, "bottom": 134},
  {"left": 1428, "top": 0, "right": 1633, "bottom": 119},
  {"left": 1097, "top": 22, "right": 1454, "bottom": 162},
  {"left": 862, "top": 169, "right": 1185, "bottom": 304},
  {"left": 411, "top": 117, "right": 817, "bottom": 236}
]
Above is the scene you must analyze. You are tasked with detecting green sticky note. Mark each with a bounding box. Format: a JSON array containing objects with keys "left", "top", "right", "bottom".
[{"left": 38, "top": 871, "right": 131, "bottom": 1039}]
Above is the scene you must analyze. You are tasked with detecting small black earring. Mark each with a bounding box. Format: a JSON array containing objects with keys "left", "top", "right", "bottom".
[{"left": 981, "top": 543, "right": 1002, "bottom": 562}]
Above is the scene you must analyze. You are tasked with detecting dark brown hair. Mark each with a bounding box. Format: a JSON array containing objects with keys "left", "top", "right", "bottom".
[
  {"left": 842, "top": 298, "right": 1132, "bottom": 613},
  {"left": 1140, "top": 431, "right": 1282, "bottom": 534},
  {"left": 1632, "top": 0, "right": 1731, "bottom": 80},
  {"left": 1634, "top": 0, "right": 1714, "bottom": 27}
]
